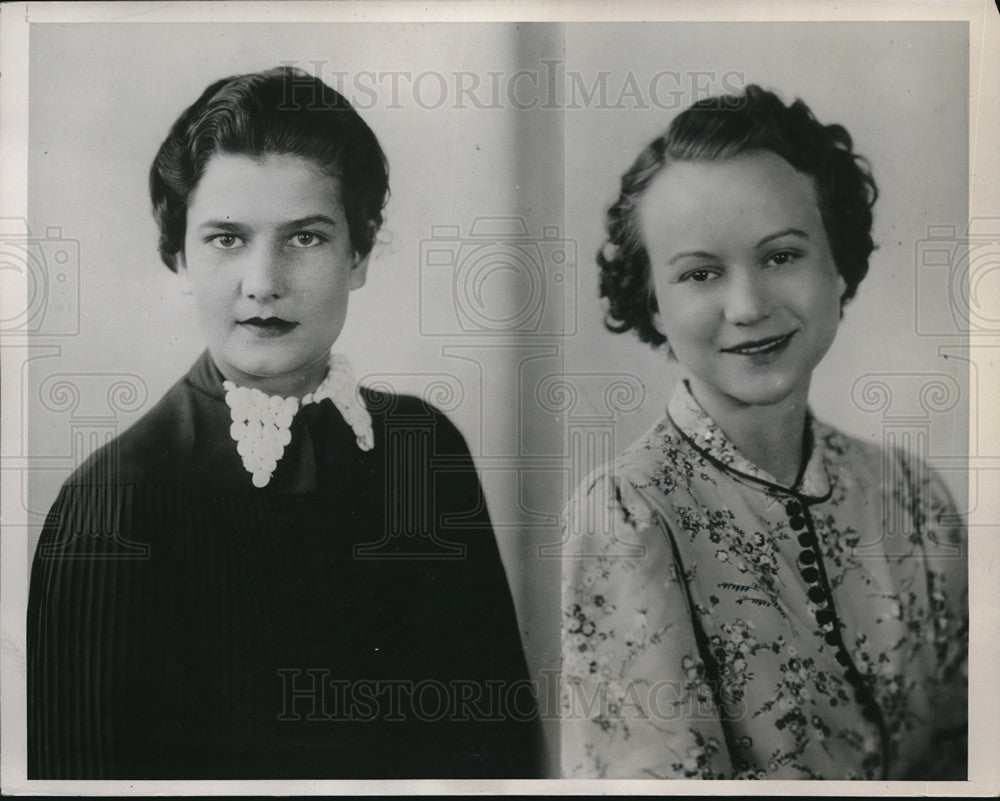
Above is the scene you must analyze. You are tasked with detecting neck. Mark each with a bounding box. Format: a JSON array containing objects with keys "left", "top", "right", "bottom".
[
  {"left": 686, "top": 377, "right": 811, "bottom": 486},
  {"left": 212, "top": 352, "right": 331, "bottom": 398}
]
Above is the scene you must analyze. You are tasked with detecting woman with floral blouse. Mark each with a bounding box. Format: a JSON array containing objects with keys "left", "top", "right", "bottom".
[{"left": 560, "top": 85, "right": 967, "bottom": 780}]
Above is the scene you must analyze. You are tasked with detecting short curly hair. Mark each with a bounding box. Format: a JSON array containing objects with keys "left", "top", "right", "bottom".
[
  {"left": 149, "top": 66, "right": 389, "bottom": 272},
  {"left": 598, "top": 84, "right": 878, "bottom": 347}
]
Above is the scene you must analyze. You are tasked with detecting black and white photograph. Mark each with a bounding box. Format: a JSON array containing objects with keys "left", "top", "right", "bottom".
[{"left": 0, "top": 0, "right": 997, "bottom": 794}]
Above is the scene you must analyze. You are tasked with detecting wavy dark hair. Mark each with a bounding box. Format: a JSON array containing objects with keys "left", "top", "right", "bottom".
[
  {"left": 598, "top": 84, "right": 878, "bottom": 347},
  {"left": 150, "top": 66, "right": 389, "bottom": 272}
]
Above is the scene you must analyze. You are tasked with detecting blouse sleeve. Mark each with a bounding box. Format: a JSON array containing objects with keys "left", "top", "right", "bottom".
[
  {"left": 560, "top": 470, "right": 733, "bottom": 779},
  {"left": 426, "top": 406, "right": 545, "bottom": 778},
  {"left": 27, "top": 480, "right": 136, "bottom": 779},
  {"left": 27, "top": 446, "right": 168, "bottom": 780},
  {"left": 910, "top": 465, "right": 968, "bottom": 779}
]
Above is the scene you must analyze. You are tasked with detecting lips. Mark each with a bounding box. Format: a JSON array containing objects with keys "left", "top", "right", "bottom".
[
  {"left": 238, "top": 316, "right": 298, "bottom": 336},
  {"left": 721, "top": 331, "right": 796, "bottom": 356}
]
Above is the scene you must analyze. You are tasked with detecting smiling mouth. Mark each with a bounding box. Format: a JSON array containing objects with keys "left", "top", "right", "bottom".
[
  {"left": 238, "top": 317, "right": 299, "bottom": 336},
  {"left": 721, "top": 332, "right": 796, "bottom": 356}
]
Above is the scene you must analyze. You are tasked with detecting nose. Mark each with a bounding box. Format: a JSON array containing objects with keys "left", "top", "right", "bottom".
[
  {"left": 723, "top": 268, "right": 772, "bottom": 325},
  {"left": 241, "top": 245, "right": 286, "bottom": 302}
]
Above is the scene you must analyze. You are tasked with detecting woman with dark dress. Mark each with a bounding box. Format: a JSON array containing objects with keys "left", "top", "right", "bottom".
[
  {"left": 560, "top": 86, "right": 967, "bottom": 780},
  {"left": 28, "top": 66, "right": 542, "bottom": 780}
]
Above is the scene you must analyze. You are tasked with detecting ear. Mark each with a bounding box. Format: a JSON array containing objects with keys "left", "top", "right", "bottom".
[
  {"left": 651, "top": 310, "right": 676, "bottom": 359},
  {"left": 349, "top": 253, "right": 370, "bottom": 290},
  {"left": 174, "top": 252, "right": 193, "bottom": 296},
  {"left": 651, "top": 310, "right": 667, "bottom": 339},
  {"left": 836, "top": 272, "right": 848, "bottom": 299}
]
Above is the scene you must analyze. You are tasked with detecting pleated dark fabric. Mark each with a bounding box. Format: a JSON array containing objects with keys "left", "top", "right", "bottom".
[{"left": 28, "top": 351, "right": 543, "bottom": 779}]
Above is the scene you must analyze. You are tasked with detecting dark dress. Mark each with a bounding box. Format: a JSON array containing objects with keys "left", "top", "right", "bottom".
[{"left": 28, "top": 351, "right": 543, "bottom": 779}]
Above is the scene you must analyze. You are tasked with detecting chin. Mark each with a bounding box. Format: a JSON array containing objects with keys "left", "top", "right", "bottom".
[
  {"left": 703, "top": 370, "right": 802, "bottom": 408},
  {"left": 732, "top": 378, "right": 807, "bottom": 409},
  {"left": 225, "top": 354, "right": 294, "bottom": 381}
]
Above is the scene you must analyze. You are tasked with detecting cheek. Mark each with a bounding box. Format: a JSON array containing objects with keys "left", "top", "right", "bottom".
[
  {"left": 655, "top": 288, "right": 714, "bottom": 345},
  {"left": 817, "top": 269, "right": 846, "bottom": 320},
  {"left": 188, "top": 275, "right": 232, "bottom": 320},
  {"left": 787, "top": 262, "right": 840, "bottom": 312},
  {"left": 311, "top": 281, "right": 349, "bottom": 314}
]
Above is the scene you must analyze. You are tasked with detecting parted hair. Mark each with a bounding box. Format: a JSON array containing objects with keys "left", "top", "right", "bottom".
[
  {"left": 150, "top": 66, "right": 389, "bottom": 272},
  {"left": 598, "top": 84, "right": 878, "bottom": 347}
]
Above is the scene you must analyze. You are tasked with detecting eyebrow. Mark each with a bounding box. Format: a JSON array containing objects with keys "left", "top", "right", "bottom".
[
  {"left": 195, "top": 215, "right": 340, "bottom": 232},
  {"left": 283, "top": 215, "right": 339, "bottom": 230},
  {"left": 196, "top": 220, "right": 245, "bottom": 233},
  {"left": 756, "top": 228, "right": 810, "bottom": 248},
  {"left": 667, "top": 228, "right": 811, "bottom": 265},
  {"left": 668, "top": 249, "right": 715, "bottom": 265}
]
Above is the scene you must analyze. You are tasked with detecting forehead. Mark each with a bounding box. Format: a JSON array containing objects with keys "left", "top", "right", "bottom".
[
  {"left": 187, "top": 152, "right": 345, "bottom": 221},
  {"left": 639, "top": 151, "right": 825, "bottom": 248}
]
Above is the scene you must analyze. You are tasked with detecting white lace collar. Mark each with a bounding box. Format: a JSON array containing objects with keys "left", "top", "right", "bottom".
[{"left": 222, "top": 352, "right": 374, "bottom": 488}]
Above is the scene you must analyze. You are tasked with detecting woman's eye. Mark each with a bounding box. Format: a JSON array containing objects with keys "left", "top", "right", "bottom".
[
  {"left": 210, "top": 234, "right": 243, "bottom": 249},
  {"left": 767, "top": 250, "right": 799, "bottom": 267},
  {"left": 289, "top": 232, "right": 324, "bottom": 248},
  {"left": 682, "top": 269, "right": 716, "bottom": 283}
]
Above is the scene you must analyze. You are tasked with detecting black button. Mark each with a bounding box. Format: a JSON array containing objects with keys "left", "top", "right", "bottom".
[
  {"left": 799, "top": 549, "right": 816, "bottom": 565},
  {"left": 808, "top": 586, "right": 826, "bottom": 604},
  {"left": 798, "top": 532, "right": 816, "bottom": 548},
  {"left": 825, "top": 631, "right": 839, "bottom": 646},
  {"left": 788, "top": 515, "right": 806, "bottom": 530},
  {"left": 801, "top": 567, "right": 819, "bottom": 583},
  {"left": 785, "top": 501, "right": 802, "bottom": 516},
  {"left": 816, "top": 608, "right": 835, "bottom": 626}
]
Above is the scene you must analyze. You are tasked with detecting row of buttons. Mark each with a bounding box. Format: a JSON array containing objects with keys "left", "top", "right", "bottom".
[{"left": 786, "top": 499, "right": 881, "bottom": 723}]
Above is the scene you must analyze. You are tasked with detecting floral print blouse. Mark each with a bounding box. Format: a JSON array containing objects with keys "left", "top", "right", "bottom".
[{"left": 560, "top": 382, "right": 967, "bottom": 780}]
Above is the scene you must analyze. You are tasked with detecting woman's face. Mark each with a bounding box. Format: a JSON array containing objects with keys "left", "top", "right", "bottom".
[
  {"left": 639, "top": 150, "right": 846, "bottom": 415},
  {"left": 178, "top": 152, "right": 368, "bottom": 396}
]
